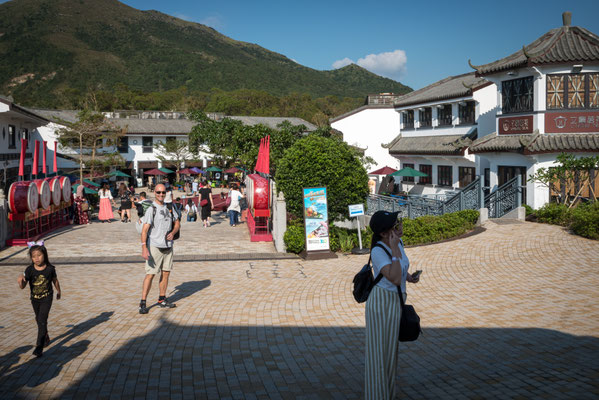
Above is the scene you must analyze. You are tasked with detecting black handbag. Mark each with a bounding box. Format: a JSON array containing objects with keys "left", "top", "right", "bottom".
[
  {"left": 398, "top": 287, "right": 421, "bottom": 342},
  {"left": 352, "top": 243, "right": 386, "bottom": 303}
]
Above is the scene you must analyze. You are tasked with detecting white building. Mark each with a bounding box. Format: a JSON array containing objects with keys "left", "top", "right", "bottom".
[
  {"left": 388, "top": 73, "right": 497, "bottom": 197},
  {"left": 330, "top": 93, "right": 403, "bottom": 171},
  {"left": 469, "top": 12, "right": 599, "bottom": 209}
]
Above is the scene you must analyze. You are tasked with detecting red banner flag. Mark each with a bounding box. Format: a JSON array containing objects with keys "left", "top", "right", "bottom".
[
  {"left": 33, "top": 140, "right": 40, "bottom": 177},
  {"left": 18, "top": 138, "right": 26, "bottom": 178},
  {"left": 42, "top": 140, "right": 47, "bottom": 174},
  {"left": 53, "top": 141, "right": 58, "bottom": 173}
]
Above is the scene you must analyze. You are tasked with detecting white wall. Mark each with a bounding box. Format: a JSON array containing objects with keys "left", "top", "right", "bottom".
[{"left": 331, "top": 107, "right": 400, "bottom": 170}]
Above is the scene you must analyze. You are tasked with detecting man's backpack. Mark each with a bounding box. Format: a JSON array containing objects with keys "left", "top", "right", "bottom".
[
  {"left": 135, "top": 205, "right": 180, "bottom": 240},
  {"left": 352, "top": 243, "right": 389, "bottom": 303}
]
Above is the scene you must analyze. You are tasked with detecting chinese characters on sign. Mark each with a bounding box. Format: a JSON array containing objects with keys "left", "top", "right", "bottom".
[
  {"left": 303, "top": 187, "right": 330, "bottom": 252},
  {"left": 498, "top": 116, "right": 534, "bottom": 134},
  {"left": 545, "top": 111, "right": 599, "bottom": 133}
]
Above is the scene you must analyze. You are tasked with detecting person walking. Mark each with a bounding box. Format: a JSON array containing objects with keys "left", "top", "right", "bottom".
[
  {"left": 139, "top": 184, "right": 180, "bottom": 314},
  {"left": 199, "top": 180, "right": 214, "bottom": 228},
  {"left": 227, "top": 183, "right": 243, "bottom": 227},
  {"left": 98, "top": 182, "right": 116, "bottom": 223},
  {"left": 365, "top": 211, "right": 420, "bottom": 399},
  {"left": 185, "top": 198, "right": 198, "bottom": 222},
  {"left": 17, "top": 243, "right": 62, "bottom": 358},
  {"left": 118, "top": 183, "right": 133, "bottom": 223},
  {"left": 73, "top": 183, "right": 89, "bottom": 225}
]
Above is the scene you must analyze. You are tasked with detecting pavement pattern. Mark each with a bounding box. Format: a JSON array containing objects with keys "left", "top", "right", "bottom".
[{"left": 0, "top": 216, "right": 598, "bottom": 399}]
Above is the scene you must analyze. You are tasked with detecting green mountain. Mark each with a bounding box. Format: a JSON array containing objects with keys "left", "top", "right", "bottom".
[{"left": 0, "top": 0, "right": 411, "bottom": 108}]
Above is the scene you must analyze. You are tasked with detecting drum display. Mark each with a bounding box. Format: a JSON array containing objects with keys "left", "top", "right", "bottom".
[
  {"left": 45, "top": 177, "right": 62, "bottom": 206},
  {"left": 58, "top": 176, "right": 72, "bottom": 202},
  {"left": 245, "top": 174, "right": 269, "bottom": 211},
  {"left": 8, "top": 181, "right": 39, "bottom": 214},
  {"left": 34, "top": 179, "right": 52, "bottom": 209}
]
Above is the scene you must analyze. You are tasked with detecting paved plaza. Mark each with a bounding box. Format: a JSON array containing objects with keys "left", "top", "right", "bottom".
[{"left": 1, "top": 213, "right": 598, "bottom": 399}]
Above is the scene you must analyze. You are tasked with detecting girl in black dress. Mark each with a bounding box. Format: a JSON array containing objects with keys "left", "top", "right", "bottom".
[
  {"left": 118, "top": 183, "right": 133, "bottom": 223},
  {"left": 199, "top": 180, "right": 214, "bottom": 227}
]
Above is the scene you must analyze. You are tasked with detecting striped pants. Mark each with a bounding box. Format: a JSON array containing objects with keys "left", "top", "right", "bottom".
[{"left": 365, "top": 285, "right": 401, "bottom": 400}]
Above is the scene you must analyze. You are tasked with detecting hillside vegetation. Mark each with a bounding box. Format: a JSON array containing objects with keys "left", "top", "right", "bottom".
[{"left": 0, "top": 0, "right": 411, "bottom": 122}]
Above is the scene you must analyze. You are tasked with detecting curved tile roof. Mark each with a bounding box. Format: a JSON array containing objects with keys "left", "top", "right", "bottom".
[
  {"left": 394, "top": 73, "right": 488, "bottom": 107},
  {"left": 470, "top": 132, "right": 599, "bottom": 153},
  {"left": 389, "top": 134, "right": 473, "bottom": 155},
  {"left": 472, "top": 24, "right": 599, "bottom": 76}
]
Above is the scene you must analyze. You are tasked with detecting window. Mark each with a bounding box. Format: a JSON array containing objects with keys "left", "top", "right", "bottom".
[
  {"left": 419, "top": 164, "right": 432, "bottom": 184},
  {"left": 459, "top": 167, "right": 476, "bottom": 188},
  {"left": 117, "top": 136, "right": 128, "bottom": 153},
  {"left": 402, "top": 110, "right": 414, "bottom": 129},
  {"left": 502, "top": 76, "right": 534, "bottom": 114},
  {"left": 419, "top": 107, "right": 432, "bottom": 127},
  {"left": 142, "top": 136, "right": 153, "bottom": 153},
  {"left": 547, "top": 73, "right": 599, "bottom": 109},
  {"left": 8, "top": 125, "right": 16, "bottom": 149},
  {"left": 459, "top": 101, "right": 475, "bottom": 124},
  {"left": 402, "top": 163, "right": 414, "bottom": 182},
  {"left": 22, "top": 128, "right": 29, "bottom": 147},
  {"left": 166, "top": 136, "right": 176, "bottom": 145},
  {"left": 437, "top": 165, "right": 453, "bottom": 187},
  {"left": 438, "top": 104, "right": 452, "bottom": 126}
]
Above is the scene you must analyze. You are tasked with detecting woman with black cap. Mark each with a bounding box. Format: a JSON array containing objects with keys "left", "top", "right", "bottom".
[{"left": 365, "top": 210, "right": 419, "bottom": 399}]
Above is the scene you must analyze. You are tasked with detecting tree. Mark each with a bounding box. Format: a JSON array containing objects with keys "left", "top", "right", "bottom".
[
  {"left": 56, "top": 109, "right": 125, "bottom": 183},
  {"left": 154, "top": 138, "right": 199, "bottom": 181},
  {"left": 275, "top": 134, "right": 369, "bottom": 222}
]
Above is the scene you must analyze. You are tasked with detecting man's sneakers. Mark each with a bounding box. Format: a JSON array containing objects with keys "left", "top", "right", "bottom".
[
  {"left": 158, "top": 298, "right": 176, "bottom": 308},
  {"left": 139, "top": 301, "right": 149, "bottom": 314}
]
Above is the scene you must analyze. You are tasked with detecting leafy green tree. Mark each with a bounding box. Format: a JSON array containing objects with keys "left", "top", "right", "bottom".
[
  {"left": 154, "top": 138, "right": 198, "bottom": 181},
  {"left": 275, "top": 134, "right": 369, "bottom": 222}
]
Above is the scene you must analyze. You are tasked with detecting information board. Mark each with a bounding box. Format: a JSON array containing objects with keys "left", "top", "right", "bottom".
[{"left": 303, "top": 187, "right": 330, "bottom": 251}]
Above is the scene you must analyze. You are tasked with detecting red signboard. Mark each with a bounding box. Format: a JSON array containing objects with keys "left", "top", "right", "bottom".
[
  {"left": 545, "top": 111, "right": 599, "bottom": 133},
  {"left": 499, "top": 116, "right": 533, "bottom": 134}
]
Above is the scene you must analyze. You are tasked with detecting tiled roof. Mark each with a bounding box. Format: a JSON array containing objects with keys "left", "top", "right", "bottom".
[
  {"left": 470, "top": 132, "right": 599, "bottom": 153},
  {"left": 471, "top": 23, "right": 599, "bottom": 76},
  {"left": 110, "top": 118, "right": 195, "bottom": 135},
  {"left": 28, "top": 109, "right": 79, "bottom": 124},
  {"left": 227, "top": 116, "right": 317, "bottom": 131},
  {"left": 388, "top": 133, "right": 475, "bottom": 155},
  {"left": 393, "top": 73, "right": 488, "bottom": 107}
]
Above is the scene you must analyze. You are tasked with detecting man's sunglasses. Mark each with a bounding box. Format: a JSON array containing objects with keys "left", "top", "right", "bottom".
[{"left": 155, "top": 191, "right": 166, "bottom": 194}]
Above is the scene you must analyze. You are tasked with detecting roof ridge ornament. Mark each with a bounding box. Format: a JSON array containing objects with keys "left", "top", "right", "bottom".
[
  {"left": 563, "top": 11, "right": 571, "bottom": 27},
  {"left": 468, "top": 59, "right": 480, "bottom": 71}
]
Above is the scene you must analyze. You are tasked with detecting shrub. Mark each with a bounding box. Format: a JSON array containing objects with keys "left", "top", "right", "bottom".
[
  {"left": 283, "top": 224, "right": 305, "bottom": 254},
  {"left": 523, "top": 204, "right": 534, "bottom": 216},
  {"left": 535, "top": 203, "right": 572, "bottom": 226},
  {"left": 570, "top": 202, "right": 599, "bottom": 240},
  {"left": 275, "top": 134, "right": 369, "bottom": 222}
]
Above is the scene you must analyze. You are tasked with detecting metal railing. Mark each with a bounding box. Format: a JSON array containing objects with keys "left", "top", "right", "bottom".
[
  {"left": 366, "top": 177, "right": 482, "bottom": 218},
  {"left": 484, "top": 175, "right": 522, "bottom": 218}
]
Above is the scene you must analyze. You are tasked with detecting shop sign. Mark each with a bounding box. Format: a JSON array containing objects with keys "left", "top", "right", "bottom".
[
  {"left": 499, "top": 115, "right": 533, "bottom": 134},
  {"left": 303, "top": 187, "right": 330, "bottom": 251},
  {"left": 545, "top": 111, "right": 599, "bottom": 133}
]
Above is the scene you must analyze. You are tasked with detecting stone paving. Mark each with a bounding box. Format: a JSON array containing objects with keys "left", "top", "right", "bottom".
[{"left": 1, "top": 219, "right": 598, "bottom": 399}]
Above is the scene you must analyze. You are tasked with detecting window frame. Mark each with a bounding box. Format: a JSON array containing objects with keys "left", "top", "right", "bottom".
[
  {"left": 8, "top": 125, "right": 16, "bottom": 149},
  {"left": 419, "top": 107, "right": 432, "bottom": 127},
  {"left": 117, "top": 136, "right": 128, "bottom": 153},
  {"left": 459, "top": 101, "right": 476, "bottom": 125},
  {"left": 402, "top": 110, "right": 414, "bottom": 129},
  {"left": 546, "top": 73, "right": 599, "bottom": 110},
  {"left": 438, "top": 104, "right": 453, "bottom": 126},
  {"left": 437, "top": 165, "right": 453, "bottom": 187},
  {"left": 501, "top": 76, "right": 534, "bottom": 114},
  {"left": 142, "top": 136, "right": 153, "bottom": 153},
  {"left": 419, "top": 164, "right": 432, "bottom": 184},
  {"left": 458, "top": 166, "right": 476, "bottom": 188}
]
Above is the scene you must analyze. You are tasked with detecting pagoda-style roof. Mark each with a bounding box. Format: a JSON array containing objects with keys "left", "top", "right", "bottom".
[
  {"left": 470, "top": 132, "right": 599, "bottom": 154},
  {"left": 470, "top": 13, "right": 599, "bottom": 76},
  {"left": 388, "top": 131, "right": 476, "bottom": 156},
  {"left": 394, "top": 73, "right": 489, "bottom": 108}
]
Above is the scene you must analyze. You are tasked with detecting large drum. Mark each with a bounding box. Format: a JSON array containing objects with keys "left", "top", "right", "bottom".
[
  {"left": 34, "top": 179, "right": 51, "bottom": 209},
  {"left": 45, "top": 177, "right": 62, "bottom": 206},
  {"left": 57, "top": 176, "right": 71, "bottom": 203},
  {"left": 245, "top": 174, "right": 269, "bottom": 210},
  {"left": 8, "top": 181, "right": 39, "bottom": 214}
]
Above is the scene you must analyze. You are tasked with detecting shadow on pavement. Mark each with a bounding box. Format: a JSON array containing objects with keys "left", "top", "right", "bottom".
[
  {"left": 167, "top": 280, "right": 211, "bottom": 304},
  {"left": 3, "top": 320, "right": 594, "bottom": 399},
  {"left": 0, "top": 311, "right": 113, "bottom": 394}
]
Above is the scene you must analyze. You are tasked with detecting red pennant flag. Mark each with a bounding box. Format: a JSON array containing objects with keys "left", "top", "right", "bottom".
[
  {"left": 33, "top": 140, "right": 39, "bottom": 177},
  {"left": 53, "top": 141, "right": 58, "bottom": 173},
  {"left": 18, "top": 138, "right": 26, "bottom": 178},
  {"left": 42, "top": 140, "right": 48, "bottom": 174}
]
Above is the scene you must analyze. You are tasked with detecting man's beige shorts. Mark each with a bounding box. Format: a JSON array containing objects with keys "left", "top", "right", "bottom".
[{"left": 145, "top": 246, "right": 174, "bottom": 275}]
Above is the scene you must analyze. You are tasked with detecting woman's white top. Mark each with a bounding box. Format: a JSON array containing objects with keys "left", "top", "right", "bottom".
[
  {"left": 228, "top": 189, "right": 242, "bottom": 212},
  {"left": 99, "top": 189, "right": 113, "bottom": 200},
  {"left": 185, "top": 204, "right": 198, "bottom": 214},
  {"left": 371, "top": 240, "right": 410, "bottom": 294}
]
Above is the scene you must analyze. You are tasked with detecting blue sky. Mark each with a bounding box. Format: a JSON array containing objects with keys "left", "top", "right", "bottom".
[{"left": 4, "top": 0, "right": 599, "bottom": 91}]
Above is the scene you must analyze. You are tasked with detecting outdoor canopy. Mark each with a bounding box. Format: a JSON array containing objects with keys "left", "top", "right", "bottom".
[
  {"left": 144, "top": 168, "right": 167, "bottom": 176},
  {"left": 159, "top": 167, "right": 174, "bottom": 174},
  {"left": 190, "top": 167, "right": 204, "bottom": 174},
  {"left": 72, "top": 184, "right": 98, "bottom": 195},
  {"left": 83, "top": 179, "right": 100, "bottom": 187},
  {"left": 224, "top": 167, "right": 241, "bottom": 174},
  {"left": 206, "top": 166, "right": 222, "bottom": 172},
  {"left": 108, "top": 170, "right": 131, "bottom": 178},
  {"left": 369, "top": 166, "right": 397, "bottom": 175},
  {"left": 178, "top": 168, "right": 198, "bottom": 175},
  {"left": 389, "top": 166, "right": 428, "bottom": 177}
]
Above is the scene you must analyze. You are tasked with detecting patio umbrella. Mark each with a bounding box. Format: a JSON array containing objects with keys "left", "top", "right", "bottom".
[
  {"left": 179, "top": 168, "right": 198, "bottom": 175},
  {"left": 108, "top": 170, "right": 131, "bottom": 178},
  {"left": 369, "top": 166, "right": 397, "bottom": 175},
  {"left": 72, "top": 184, "right": 98, "bottom": 195},
  {"left": 159, "top": 167, "right": 175, "bottom": 174},
  {"left": 389, "top": 166, "right": 428, "bottom": 177},
  {"left": 224, "top": 167, "right": 241, "bottom": 174},
  {"left": 144, "top": 168, "right": 167, "bottom": 176},
  {"left": 206, "top": 166, "right": 222, "bottom": 172},
  {"left": 190, "top": 167, "right": 204, "bottom": 174},
  {"left": 83, "top": 178, "right": 101, "bottom": 187}
]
